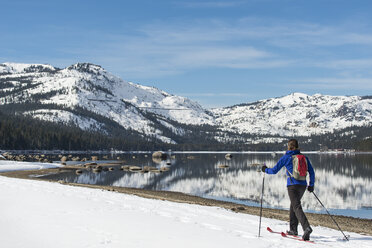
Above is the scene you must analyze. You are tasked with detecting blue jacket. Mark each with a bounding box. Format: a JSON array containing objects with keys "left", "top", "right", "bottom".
[{"left": 265, "top": 150, "right": 315, "bottom": 187}]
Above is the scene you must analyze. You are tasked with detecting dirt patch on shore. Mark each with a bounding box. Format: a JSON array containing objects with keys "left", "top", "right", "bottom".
[{"left": 2, "top": 168, "right": 371, "bottom": 236}]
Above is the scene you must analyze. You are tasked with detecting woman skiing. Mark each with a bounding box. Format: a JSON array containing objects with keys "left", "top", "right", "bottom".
[{"left": 261, "top": 139, "right": 315, "bottom": 241}]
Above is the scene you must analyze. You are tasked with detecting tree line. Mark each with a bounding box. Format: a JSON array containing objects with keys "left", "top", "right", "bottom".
[
  {"left": 1, "top": 107, "right": 371, "bottom": 151},
  {"left": 0, "top": 110, "right": 164, "bottom": 151}
]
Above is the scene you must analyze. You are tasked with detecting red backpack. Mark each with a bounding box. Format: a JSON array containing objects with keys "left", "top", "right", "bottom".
[{"left": 290, "top": 154, "right": 308, "bottom": 180}]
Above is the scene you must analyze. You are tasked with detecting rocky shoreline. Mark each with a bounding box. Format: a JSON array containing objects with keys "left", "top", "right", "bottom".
[{"left": 1, "top": 167, "right": 371, "bottom": 237}]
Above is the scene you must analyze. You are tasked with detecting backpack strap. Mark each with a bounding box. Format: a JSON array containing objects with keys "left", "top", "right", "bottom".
[{"left": 285, "top": 166, "right": 295, "bottom": 184}]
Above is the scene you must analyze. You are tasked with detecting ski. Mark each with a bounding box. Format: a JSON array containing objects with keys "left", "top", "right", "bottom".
[
  {"left": 267, "top": 227, "right": 315, "bottom": 243},
  {"left": 266, "top": 227, "right": 282, "bottom": 235},
  {"left": 280, "top": 231, "right": 315, "bottom": 243}
]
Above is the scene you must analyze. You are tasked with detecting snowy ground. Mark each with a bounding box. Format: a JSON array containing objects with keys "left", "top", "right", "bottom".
[
  {"left": 0, "top": 161, "right": 371, "bottom": 248},
  {"left": 0, "top": 160, "right": 61, "bottom": 172}
]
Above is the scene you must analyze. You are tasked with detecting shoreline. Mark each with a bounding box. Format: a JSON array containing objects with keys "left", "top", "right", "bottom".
[
  {"left": 2, "top": 150, "right": 372, "bottom": 155},
  {"left": 1, "top": 168, "right": 372, "bottom": 237}
]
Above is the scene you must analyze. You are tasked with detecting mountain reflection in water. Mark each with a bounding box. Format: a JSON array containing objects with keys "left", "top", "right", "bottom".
[{"left": 44, "top": 152, "right": 372, "bottom": 219}]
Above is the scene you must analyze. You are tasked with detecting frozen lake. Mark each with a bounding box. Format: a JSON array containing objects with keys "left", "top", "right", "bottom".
[{"left": 41, "top": 152, "right": 372, "bottom": 219}]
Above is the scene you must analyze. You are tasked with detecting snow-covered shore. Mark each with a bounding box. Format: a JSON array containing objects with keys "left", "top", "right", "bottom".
[
  {"left": 0, "top": 160, "right": 61, "bottom": 172},
  {"left": 0, "top": 161, "right": 371, "bottom": 247}
]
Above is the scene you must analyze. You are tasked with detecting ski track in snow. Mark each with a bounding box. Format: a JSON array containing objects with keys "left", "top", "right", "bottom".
[{"left": 0, "top": 175, "right": 371, "bottom": 248}]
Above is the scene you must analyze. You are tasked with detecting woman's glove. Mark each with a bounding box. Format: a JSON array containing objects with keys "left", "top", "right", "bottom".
[
  {"left": 307, "top": 186, "right": 314, "bottom": 192},
  {"left": 261, "top": 165, "right": 268, "bottom": 172}
]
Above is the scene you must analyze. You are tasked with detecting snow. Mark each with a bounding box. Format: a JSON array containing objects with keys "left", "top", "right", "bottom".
[
  {"left": 0, "top": 62, "right": 55, "bottom": 74},
  {"left": 0, "top": 161, "right": 371, "bottom": 247},
  {"left": 0, "top": 62, "right": 215, "bottom": 143},
  {"left": 0, "top": 160, "right": 61, "bottom": 172},
  {"left": 212, "top": 93, "right": 372, "bottom": 137},
  {"left": 2, "top": 62, "right": 372, "bottom": 143},
  {"left": 24, "top": 109, "right": 106, "bottom": 132}
]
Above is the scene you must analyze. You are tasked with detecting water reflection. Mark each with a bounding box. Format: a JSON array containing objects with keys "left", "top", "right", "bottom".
[{"left": 43, "top": 152, "right": 372, "bottom": 218}]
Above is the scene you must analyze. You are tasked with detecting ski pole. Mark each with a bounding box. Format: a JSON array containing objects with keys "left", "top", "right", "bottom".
[
  {"left": 258, "top": 168, "right": 265, "bottom": 237},
  {"left": 312, "top": 192, "right": 349, "bottom": 241}
]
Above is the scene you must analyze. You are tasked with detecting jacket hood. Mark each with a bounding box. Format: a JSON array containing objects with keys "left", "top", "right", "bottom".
[{"left": 285, "top": 150, "right": 301, "bottom": 156}]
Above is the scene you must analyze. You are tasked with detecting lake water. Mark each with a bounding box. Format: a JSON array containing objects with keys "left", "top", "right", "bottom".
[{"left": 42, "top": 152, "right": 372, "bottom": 219}]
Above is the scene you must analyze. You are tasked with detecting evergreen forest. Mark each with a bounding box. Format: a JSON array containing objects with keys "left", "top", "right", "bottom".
[{"left": 1, "top": 108, "right": 371, "bottom": 151}]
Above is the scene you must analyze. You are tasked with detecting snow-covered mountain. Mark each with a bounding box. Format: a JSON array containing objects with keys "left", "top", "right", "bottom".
[
  {"left": 1, "top": 62, "right": 372, "bottom": 145},
  {"left": 212, "top": 93, "right": 372, "bottom": 137},
  {"left": 0, "top": 62, "right": 214, "bottom": 143}
]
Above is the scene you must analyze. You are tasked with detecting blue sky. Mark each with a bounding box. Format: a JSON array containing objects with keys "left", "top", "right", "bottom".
[{"left": 2, "top": 0, "right": 372, "bottom": 108}]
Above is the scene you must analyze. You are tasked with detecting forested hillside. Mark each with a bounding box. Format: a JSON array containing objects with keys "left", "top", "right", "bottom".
[{"left": 1, "top": 109, "right": 371, "bottom": 151}]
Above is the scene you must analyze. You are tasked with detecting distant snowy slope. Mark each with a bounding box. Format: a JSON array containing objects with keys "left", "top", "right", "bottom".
[
  {"left": 0, "top": 62, "right": 214, "bottom": 143},
  {"left": 212, "top": 93, "right": 372, "bottom": 136},
  {"left": 0, "top": 62, "right": 56, "bottom": 74},
  {"left": 1, "top": 62, "right": 372, "bottom": 145}
]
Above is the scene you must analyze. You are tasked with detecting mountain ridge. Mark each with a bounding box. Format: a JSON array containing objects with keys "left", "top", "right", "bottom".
[
  {"left": 0, "top": 62, "right": 215, "bottom": 144},
  {"left": 212, "top": 92, "right": 372, "bottom": 136},
  {"left": 1, "top": 62, "right": 372, "bottom": 147}
]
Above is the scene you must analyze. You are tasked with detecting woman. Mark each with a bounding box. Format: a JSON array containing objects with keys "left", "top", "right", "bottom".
[{"left": 262, "top": 139, "right": 315, "bottom": 241}]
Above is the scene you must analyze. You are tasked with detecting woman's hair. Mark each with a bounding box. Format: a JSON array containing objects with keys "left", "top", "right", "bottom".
[{"left": 288, "top": 139, "right": 299, "bottom": 150}]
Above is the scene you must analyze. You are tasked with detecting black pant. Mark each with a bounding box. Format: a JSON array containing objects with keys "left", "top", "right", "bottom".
[{"left": 287, "top": 185, "right": 310, "bottom": 232}]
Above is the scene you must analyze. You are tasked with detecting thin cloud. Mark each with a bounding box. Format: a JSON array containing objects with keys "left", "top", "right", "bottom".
[
  {"left": 33, "top": 18, "right": 372, "bottom": 79},
  {"left": 75, "top": 21, "right": 297, "bottom": 77},
  {"left": 176, "top": 1, "right": 246, "bottom": 8},
  {"left": 114, "top": 19, "right": 372, "bottom": 69},
  {"left": 291, "top": 78, "right": 372, "bottom": 90},
  {"left": 314, "top": 59, "right": 372, "bottom": 70}
]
